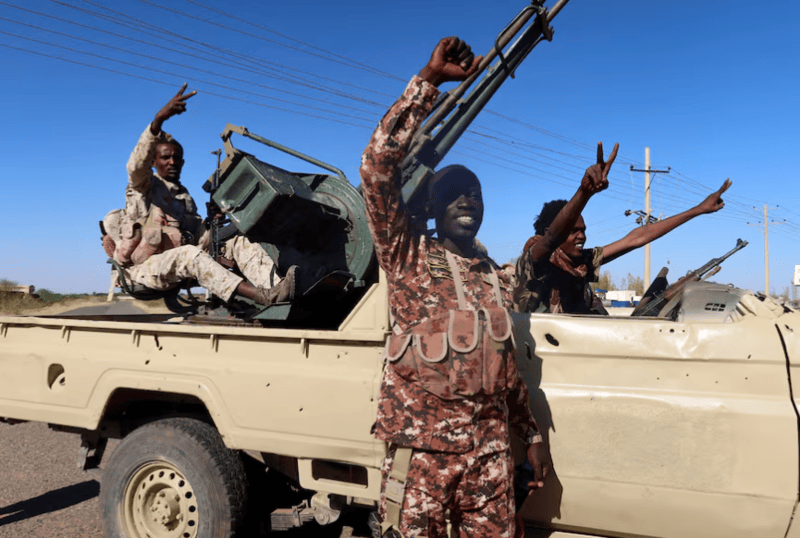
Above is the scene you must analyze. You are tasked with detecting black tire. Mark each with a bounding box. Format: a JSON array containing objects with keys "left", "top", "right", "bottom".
[{"left": 100, "top": 417, "right": 247, "bottom": 538}]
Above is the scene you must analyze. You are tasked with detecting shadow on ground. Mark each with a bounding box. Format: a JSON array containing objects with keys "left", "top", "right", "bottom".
[{"left": 0, "top": 480, "right": 99, "bottom": 526}]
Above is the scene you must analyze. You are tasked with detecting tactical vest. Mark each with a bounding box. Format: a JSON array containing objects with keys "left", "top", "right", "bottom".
[
  {"left": 383, "top": 249, "right": 518, "bottom": 400},
  {"left": 113, "top": 206, "right": 184, "bottom": 267}
]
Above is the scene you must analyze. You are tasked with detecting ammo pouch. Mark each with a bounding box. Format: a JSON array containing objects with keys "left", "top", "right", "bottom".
[
  {"left": 384, "top": 306, "right": 518, "bottom": 401},
  {"left": 114, "top": 207, "right": 183, "bottom": 267}
]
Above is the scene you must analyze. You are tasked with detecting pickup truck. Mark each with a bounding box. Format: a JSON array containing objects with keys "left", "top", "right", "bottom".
[
  {"left": 1, "top": 277, "right": 799, "bottom": 538},
  {"left": 4, "top": 2, "right": 800, "bottom": 536}
]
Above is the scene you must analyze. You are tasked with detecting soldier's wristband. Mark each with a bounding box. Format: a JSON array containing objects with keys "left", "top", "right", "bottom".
[{"left": 528, "top": 433, "right": 543, "bottom": 445}]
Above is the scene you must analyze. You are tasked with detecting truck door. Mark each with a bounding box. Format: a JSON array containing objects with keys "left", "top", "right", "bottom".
[{"left": 514, "top": 312, "right": 797, "bottom": 538}]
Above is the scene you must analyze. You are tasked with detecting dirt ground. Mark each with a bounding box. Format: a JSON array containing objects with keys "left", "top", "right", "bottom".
[{"left": 2, "top": 296, "right": 172, "bottom": 317}]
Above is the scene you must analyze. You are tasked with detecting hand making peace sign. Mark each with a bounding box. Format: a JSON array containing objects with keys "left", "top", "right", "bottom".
[
  {"left": 151, "top": 83, "right": 197, "bottom": 135},
  {"left": 581, "top": 141, "right": 619, "bottom": 195}
]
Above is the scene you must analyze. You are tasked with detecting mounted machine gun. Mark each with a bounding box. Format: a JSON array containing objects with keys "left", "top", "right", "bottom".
[{"left": 202, "top": 0, "right": 572, "bottom": 324}]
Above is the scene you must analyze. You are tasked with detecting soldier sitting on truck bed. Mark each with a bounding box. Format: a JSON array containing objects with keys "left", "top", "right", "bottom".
[
  {"left": 101, "top": 84, "right": 296, "bottom": 306},
  {"left": 513, "top": 161, "right": 732, "bottom": 314},
  {"left": 360, "top": 37, "right": 568, "bottom": 538}
]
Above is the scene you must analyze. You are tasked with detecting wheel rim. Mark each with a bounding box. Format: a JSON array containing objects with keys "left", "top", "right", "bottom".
[{"left": 123, "top": 461, "right": 198, "bottom": 538}]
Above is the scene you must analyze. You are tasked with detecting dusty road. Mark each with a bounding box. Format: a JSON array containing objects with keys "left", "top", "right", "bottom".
[
  {"left": 0, "top": 422, "right": 105, "bottom": 537},
  {"left": 0, "top": 301, "right": 371, "bottom": 537},
  {"left": 0, "top": 422, "right": 372, "bottom": 537}
]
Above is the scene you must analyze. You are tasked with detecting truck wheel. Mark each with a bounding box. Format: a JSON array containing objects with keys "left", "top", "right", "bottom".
[{"left": 100, "top": 417, "right": 247, "bottom": 538}]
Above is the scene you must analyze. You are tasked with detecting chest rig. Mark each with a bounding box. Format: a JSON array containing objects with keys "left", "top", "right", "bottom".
[
  {"left": 113, "top": 205, "right": 185, "bottom": 267},
  {"left": 385, "top": 249, "right": 518, "bottom": 400}
]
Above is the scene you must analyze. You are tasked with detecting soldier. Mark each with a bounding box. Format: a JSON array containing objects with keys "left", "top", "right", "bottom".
[
  {"left": 513, "top": 151, "right": 731, "bottom": 314},
  {"left": 102, "top": 84, "right": 296, "bottom": 306},
  {"left": 360, "top": 37, "right": 552, "bottom": 538}
]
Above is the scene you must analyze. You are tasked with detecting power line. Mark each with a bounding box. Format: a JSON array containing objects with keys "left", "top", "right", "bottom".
[
  {"left": 0, "top": 17, "right": 383, "bottom": 119},
  {"left": 0, "top": 29, "right": 381, "bottom": 124},
  {"left": 135, "top": 0, "right": 404, "bottom": 81},
  {"left": 0, "top": 41, "right": 374, "bottom": 129},
  {"left": 182, "top": 0, "right": 406, "bottom": 82},
  {"left": 40, "top": 0, "right": 393, "bottom": 107},
  {"left": 4, "top": 0, "right": 795, "bottom": 234}
]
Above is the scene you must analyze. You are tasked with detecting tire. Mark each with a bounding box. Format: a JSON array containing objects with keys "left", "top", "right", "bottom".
[{"left": 100, "top": 417, "right": 247, "bottom": 538}]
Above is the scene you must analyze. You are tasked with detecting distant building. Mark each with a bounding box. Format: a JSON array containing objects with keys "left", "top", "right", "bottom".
[
  {"left": 0, "top": 285, "right": 39, "bottom": 299},
  {"left": 606, "top": 290, "right": 641, "bottom": 307}
]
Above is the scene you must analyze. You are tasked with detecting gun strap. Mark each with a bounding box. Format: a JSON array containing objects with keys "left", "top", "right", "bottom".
[
  {"left": 444, "top": 249, "right": 504, "bottom": 310},
  {"left": 382, "top": 447, "right": 426, "bottom": 538}
]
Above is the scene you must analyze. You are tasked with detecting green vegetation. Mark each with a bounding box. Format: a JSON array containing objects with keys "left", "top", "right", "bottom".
[
  {"left": 0, "top": 278, "right": 97, "bottom": 315},
  {"left": 0, "top": 278, "right": 43, "bottom": 314},
  {"left": 591, "top": 271, "right": 645, "bottom": 295}
]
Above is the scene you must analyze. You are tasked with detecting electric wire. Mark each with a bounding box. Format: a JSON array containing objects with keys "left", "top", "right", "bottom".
[
  {"left": 0, "top": 18, "right": 383, "bottom": 119},
  {"left": 0, "top": 41, "right": 374, "bottom": 129},
  {"left": 0, "top": 29, "right": 382, "bottom": 125},
  {"left": 3, "top": 1, "right": 798, "bottom": 241},
  {"left": 136, "top": 0, "right": 404, "bottom": 81},
  {"left": 182, "top": 0, "right": 406, "bottom": 82},
  {"left": 45, "top": 0, "right": 393, "bottom": 107}
]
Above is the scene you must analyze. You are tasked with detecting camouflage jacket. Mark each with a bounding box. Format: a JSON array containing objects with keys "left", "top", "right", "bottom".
[
  {"left": 360, "top": 76, "right": 539, "bottom": 454},
  {"left": 124, "top": 125, "right": 203, "bottom": 244},
  {"left": 514, "top": 235, "right": 605, "bottom": 314}
]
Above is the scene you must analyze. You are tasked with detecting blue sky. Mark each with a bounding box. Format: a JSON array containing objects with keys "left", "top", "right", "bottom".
[{"left": 1, "top": 0, "right": 798, "bottom": 294}]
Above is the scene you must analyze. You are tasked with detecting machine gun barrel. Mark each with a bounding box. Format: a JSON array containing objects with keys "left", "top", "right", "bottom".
[{"left": 399, "top": 0, "right": 572, "bottom": 218}]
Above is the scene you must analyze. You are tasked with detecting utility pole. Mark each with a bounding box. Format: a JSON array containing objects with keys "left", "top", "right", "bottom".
[
  {"left": 748, "top": 204, "right": 782, "bottom": 295},
  {"left": 630, "top": 148, "right": 670, "bottom": 287}
]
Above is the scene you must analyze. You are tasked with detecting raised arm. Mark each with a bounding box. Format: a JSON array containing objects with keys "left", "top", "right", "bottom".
[
  {"left": 359, "top": 38, "right": 481, "bottom": 273},
  {"left": 150, "top": 82, "right": 196, "bottom": 136},
  {"left": 526, "top": 142, "right": 619, "bottom": 264},
  {"left": 126, "top": 84, "right": 196, "bottom": 191},
  {"left": 601, "top": 179, "right": 731, "bottom": 264}
]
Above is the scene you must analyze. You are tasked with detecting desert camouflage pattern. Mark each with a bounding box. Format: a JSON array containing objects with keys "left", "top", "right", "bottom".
[
  {"left": 360, "top": 78, "right": 515, "bottom": 332},
  {"left": 222, "top": 235, "right": 278, "bottom": 290},
  {"left": 384, "top": 307, "right": 519, "bottom": 400},
  {"left": 379, "top": 446, "right": 515, "bottom": 538},
  {"left": 127, "top": 244, "right": 242, "bottom": 301},
  {"left": 114, "top": 205, "right": 184, "bottom": 267},
  {"left": 360, "top": 76, "right": 540, "bottom": 536},
  {"left": 122, "top": 236, "right": 277, "bottom": 301},
  {"left": 372, "top": 366, "right": 535, "bottom": 454},
  {"left": 125, "top": 125, "right": 203, "bottom": 241},
  {"left": 113, "top": 125, "right": 281, "bottom": 299},
  {"left": 514, "top": 235, "right": 604, "bottom": 314}
]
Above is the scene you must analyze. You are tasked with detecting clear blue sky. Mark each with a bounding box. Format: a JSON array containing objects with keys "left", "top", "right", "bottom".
[{"left": 1, "top": 0, "right": 798, "bottom": 294}]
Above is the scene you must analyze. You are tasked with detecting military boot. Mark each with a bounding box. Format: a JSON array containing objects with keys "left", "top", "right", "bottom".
[{"left": 253, "top": 265, "right": 298, "bottom": 306}]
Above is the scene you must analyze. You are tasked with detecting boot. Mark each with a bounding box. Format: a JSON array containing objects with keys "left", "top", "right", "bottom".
[{"left": 253, "top": 265, "right": 298, "bottom": 306}]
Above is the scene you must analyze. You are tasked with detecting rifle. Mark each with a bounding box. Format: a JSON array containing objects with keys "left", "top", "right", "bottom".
[
  {"left": 633, "top": 238, "right": 749, "bottom": 317},
  {"left": 204, "top": 149, "right": 236, "bottom": 269},
  {"left": 398, "top": 0, "right": 572, "bottom": 224}
]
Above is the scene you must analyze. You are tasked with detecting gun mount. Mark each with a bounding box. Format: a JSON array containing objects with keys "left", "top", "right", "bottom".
[
  {"left": 197, "top": 0, "right": 572, "bottom": 325},
  {"left": 202, "top": 124, "right": 375, "bottom": 325}
]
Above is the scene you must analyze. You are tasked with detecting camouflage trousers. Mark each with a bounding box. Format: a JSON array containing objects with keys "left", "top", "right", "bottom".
[
  {"left": 127, "top": 245, "right": 243, "bottom": 301},
  {"left": 379, "top": 446, "right": 515, "bottom": 538},
  {"left": 126, "top": 237, "right": 279, "bottom": 301},
  {"left": 221, "top": 236, "right": 277, "bottom": 289}
]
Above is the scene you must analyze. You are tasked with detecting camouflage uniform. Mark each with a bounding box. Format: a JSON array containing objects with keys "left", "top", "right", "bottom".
[
  {"left": 513, "top": 235, "right": 605, "bottom": 314},
  {"left": 112, "top": 125, "right": 278, "bottom": 300},
  {"left": 360, "top": 76, "right": 540, "bottom": 538}
]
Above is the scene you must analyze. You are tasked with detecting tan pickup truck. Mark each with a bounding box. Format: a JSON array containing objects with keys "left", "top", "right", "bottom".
[
  {"left": 1, "top": 277, "right": 799, "bottom": 538},
  {"left": 4, "top": 2, "right": 799, "bottom": 536}
]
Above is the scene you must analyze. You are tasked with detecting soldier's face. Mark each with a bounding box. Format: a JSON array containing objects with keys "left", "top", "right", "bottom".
[
  {"left": 433, "top": 177, "right": 484, "bottom": 244},
  {"left": 154, "top": 143, "right": 184, "bottom": 181},
  {"left": 557, "top": 215, "right": 586, "bottom": 260}
]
